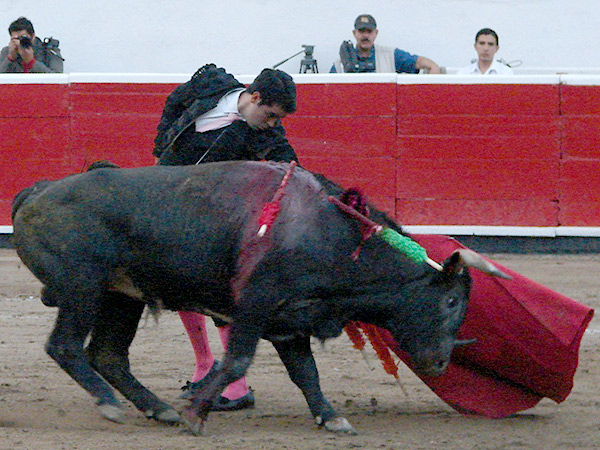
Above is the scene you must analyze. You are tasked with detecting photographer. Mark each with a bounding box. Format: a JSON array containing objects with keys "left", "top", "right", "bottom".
[{"left": 0, "top": 17, "right": 63, "bottom": 73}]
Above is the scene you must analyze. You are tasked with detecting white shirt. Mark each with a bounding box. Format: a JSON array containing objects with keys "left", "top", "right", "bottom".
[
  {"left": 195, "top": 88, "right": 245, "bottom": 132},
  {"left": 456, "top": 59, "right": 514, "bottom": 75}
]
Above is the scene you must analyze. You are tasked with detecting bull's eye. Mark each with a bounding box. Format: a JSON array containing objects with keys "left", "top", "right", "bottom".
[{"left": 447, "top": 296, "right": 458, "bottom": 308}]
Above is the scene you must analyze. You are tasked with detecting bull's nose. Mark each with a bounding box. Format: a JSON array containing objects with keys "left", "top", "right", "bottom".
[
  {"left": 422, "top": 357, "right": 449, "bottom": 377},
  {"left": 435, "top": 359, "right": 449, "bottom": 373},
  {"left": 415, "top": 358, "right": 449, "bottom": 377}
]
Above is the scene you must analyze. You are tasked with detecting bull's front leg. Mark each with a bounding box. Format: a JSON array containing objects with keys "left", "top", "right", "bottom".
[
  {"left": 272, "top": 336, "right": 357, "bottom": 435},
  {"left": 182, "top": 321, "right": 261, "bottom": 436}
]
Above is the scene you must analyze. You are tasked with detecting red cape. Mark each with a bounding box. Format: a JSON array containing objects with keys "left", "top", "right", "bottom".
[{"left": 378, "top": 235, "right": 594, "bottom": 418}]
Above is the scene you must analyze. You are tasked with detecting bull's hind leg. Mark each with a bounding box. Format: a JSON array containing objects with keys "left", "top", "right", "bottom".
[
  {"left": 85, "top": 292, "right": 180, "bottom": 424},
  {"left": 272, "top": 337, "right": 357, "bottom": 434},
  {"left": 45, "top": 296, "right": 125, "bottom": 423}
]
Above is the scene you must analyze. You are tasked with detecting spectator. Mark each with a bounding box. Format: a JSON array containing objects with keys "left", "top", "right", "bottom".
[
  {"left": 456, "top": 28, "right": 513, "bottom": 75},
  {"left": 0, "top": 17, "right": 63, "bottom": 73},
  {"left": 330, "top": 14, "right": 441, "bottom": 74},
  {"left": 154, "top": 63, "right": 298, "bottom": 411}
]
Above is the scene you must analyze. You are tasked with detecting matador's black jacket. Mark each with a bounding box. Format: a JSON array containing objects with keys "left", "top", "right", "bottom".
[{"left": 153, "top": 64, "right": 297, "bottom": 166}]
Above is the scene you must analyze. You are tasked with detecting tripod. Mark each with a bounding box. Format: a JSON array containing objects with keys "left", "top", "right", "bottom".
[
  {"left": 273, "top": 45, "right": 319, "bottom": 73},
  {"left": 300, "top": 46, "right": 318, "bottom": 73}
]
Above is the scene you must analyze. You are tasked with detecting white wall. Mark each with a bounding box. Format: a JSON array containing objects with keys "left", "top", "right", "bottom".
[{"left": 1, "top": 0, "right": 597, "bottom": 75}]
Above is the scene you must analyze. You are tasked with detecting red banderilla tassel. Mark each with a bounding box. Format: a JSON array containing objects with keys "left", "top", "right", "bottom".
[
  {"left": 344, "top": 321, "right": 374, "bottom": 370},
  {"left": 328, "top": 196, "right": 382, "bottom": 236},
  {"left": 360, "top": 323, "right": 409, "bottom": 397},
  {"left": 328, "top": 195, "right": 383, "bottom": 261},
  {"left": 257, "top": 202, "right": 280, "bottom": 237},
  {"left": 257, "top": 161, "right": 297, "bottom": 237}
]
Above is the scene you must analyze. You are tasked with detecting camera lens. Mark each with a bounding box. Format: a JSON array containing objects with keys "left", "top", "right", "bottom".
[{"left": 19, "top": 36, "right": 32, "bottom": 49}]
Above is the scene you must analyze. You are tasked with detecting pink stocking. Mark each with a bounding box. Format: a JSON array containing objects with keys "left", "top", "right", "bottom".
[
  {"left": 178, "top": 311, "right": 215, "bottom": 382},
  {"left": 218, "top": 325, "right": 250, "bottom": 400}
]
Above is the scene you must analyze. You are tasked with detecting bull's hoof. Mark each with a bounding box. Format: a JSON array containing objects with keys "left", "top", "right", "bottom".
[
  {"left": 318, "top": 416, "right": 357, "bottom": 435},
  {"left": 145, "top": 407, "right": 181, "bottom": 425},
  {"left": 181, "top": 407, "right": 207, "bottom": 436},
  {"left": 178, "top": 360, "right": 221, "bottom": 400},
  {"left": 98, "top": 402, "right": 126, "bottom": 424}
]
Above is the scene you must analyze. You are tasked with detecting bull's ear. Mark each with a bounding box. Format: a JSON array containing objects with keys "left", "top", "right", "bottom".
[{"left": 442, "top": 251, "right": 464, "bottom": 276}]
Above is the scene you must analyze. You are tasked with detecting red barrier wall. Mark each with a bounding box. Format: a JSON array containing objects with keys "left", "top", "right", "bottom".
[
  {"left": 2, "top": 76, "right": 599, "bottom": 230},
  {"left": 394, "top": 83, "right": 560, "bottom": 226},
  {"left": 560, "top": 84, "right": 600, "bottom": 226},
  {"left": 284, "top": 82, "right": 397, "bottom": 215},
  {"left": 0, "top": 83, "right": 71, "bottom": 225}
]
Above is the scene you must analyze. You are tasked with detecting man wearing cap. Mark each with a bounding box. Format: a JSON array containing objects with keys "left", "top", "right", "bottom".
[{"left": 330, "top": 14, "right": 441, "bottom": 74}]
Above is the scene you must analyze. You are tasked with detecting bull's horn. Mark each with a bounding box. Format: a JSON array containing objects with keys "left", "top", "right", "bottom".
[
  {"left": 454, "top": 338, "right": 477, "bottom": 347},
  {"left": 455, "top": 249, "right": 512, "bottom": 279}
]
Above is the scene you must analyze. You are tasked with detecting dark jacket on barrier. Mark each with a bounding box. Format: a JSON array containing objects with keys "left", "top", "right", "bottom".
[{"left": 153, "top": 64, "right": 297, "bottom": 165}]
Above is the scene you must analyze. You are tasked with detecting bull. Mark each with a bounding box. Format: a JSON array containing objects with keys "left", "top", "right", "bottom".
[{"left": 11, "top": 161, "right": 507, "bottom": 435}]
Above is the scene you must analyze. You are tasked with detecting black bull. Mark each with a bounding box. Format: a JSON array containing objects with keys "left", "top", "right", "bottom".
[{"left": 11, "top": 161, "right": 507, "bottom": 435}]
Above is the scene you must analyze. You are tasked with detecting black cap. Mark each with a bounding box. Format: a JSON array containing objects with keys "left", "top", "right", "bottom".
[{"left": 354, "top": 14, "right": 377, "bottom": 31}]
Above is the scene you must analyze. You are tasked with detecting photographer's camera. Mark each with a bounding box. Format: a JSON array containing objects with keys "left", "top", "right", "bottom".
[{"left": 18, "top": 35, "right": 32, "bottom": 49}]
